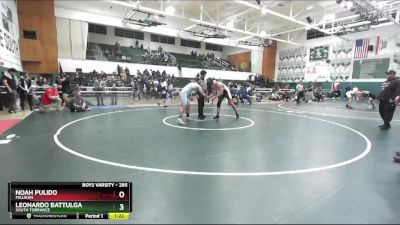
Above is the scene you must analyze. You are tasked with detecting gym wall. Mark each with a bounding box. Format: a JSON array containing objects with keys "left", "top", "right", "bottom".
[{"left": 17, "top": 0, "right": 58, "bottom": 74}]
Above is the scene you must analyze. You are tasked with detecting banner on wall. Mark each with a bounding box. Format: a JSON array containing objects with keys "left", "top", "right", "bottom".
[
  {"left": 0, "top": 0, "right": 21, "bottom": 69},
  {"left": 309, "top": 45, "right": 329, "bottom": 62},
  {"left": 305, "top": 61, "right": 330, "bottom": 81}
]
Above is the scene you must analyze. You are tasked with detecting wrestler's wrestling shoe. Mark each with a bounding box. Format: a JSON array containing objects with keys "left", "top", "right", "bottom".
[{"left": 177, "top": 118, "right": 186, "bottom": 125}]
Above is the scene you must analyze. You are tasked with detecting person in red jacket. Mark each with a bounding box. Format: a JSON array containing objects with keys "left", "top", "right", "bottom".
[{"left": 40, "top": 83, "right": 62, "bottom": 113}]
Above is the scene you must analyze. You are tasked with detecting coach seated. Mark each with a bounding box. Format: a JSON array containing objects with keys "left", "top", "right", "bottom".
[
  {"left": 239, "top": 86, "right": 251, "bottom": 105},
  {"left": 70, "top": 91, "right": 90, "bottom": 112},
  {"left": 313, "top": 87, "right": 324, "bottom": 102},
  {"left": 40, "top": 83, "right": 62, "bottom": 113}
]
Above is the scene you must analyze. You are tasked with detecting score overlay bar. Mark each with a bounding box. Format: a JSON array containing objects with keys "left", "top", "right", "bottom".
[{"left": 8, "top": 182, "right": 132, "bottom": 220}]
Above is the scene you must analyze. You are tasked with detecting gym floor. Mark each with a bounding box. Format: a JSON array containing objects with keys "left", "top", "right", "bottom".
[{"left": 0, "top": 100, "right": 399, "bottom": 224}]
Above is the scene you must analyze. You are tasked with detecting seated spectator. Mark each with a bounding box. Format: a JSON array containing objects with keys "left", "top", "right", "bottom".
[
  {"left": 70, "top": 91, "right": 89, "bottom": 112},
  {"left": 313, "top": 87, "right": 324, "bottom": 102},
  {"left": 239, "top": 86, "right": 252, "bottom": 105},
  {"left": 40, "top": 83, "right": 62, "bottom": 113}
]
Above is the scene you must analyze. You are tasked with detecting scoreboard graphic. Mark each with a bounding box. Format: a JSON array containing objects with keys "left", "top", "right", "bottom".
[{"left": 8, "top": 182, "right": 132, "bottom": 220}]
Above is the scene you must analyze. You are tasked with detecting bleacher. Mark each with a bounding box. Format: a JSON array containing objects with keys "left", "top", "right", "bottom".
[
  {"left": 171, "top": 53, "right": 204, "bottom": 68},
  {"left": 86, "top": 42, "right": 236, "bottom": 71}
]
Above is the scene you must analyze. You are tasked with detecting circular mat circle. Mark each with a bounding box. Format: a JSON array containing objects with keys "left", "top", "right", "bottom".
[
  {"left": 162, "top": 113, "right": 255, "bottom": 131},
  {"left": 54, "top": 107, "right": 371, "bottom": 176}
]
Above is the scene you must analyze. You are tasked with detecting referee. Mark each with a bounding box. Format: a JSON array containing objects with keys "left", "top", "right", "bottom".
[
  {"left": 197, "top": 70, "right": 207, "bottom": 120},
  {"left": 378, "top": 70, "right": 400, "bottom": 130}
]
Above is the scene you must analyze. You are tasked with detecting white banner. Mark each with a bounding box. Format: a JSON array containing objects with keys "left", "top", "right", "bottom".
[
  {"left": 305, "top": 61, "right": 330, "bottom": 82},
  {"left": 0, "top": 0, "right": 21, "bottom": 70}
]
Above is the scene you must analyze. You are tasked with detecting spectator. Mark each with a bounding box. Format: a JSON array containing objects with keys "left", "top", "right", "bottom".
[
  {"left": 58, "top": 73, "right": 72, "bottom": 107},
  {"left": 104, "top": 48, "right": 110, "bottom": 57},
  {"left": 125, "top": 67, "right": 130, "bottom": 76},
  {"left": 2, "top": 68, "right": 18, "bottom": 113},
  {"left": 295, "top": 81, "right": 305, "bottom": 104},
  {"left": 168, "top": 82, "right": 174, "bottom": 102},
  {"left": 40, "top": 83, "right": 62, "bottom": 113},
  {"left": 71, "top": 91, "right": 89, "bottom": 112},
  {"left": 25, "top": 75, "right": 34, "bottom": 111},
  {"left": 110, "top": 83, "right": 118, "bottom": 105},
  {"left": 177, "top": 64, "right": 182, "bottom": 77},
  {"left": 19, "top": 72, "right": 30, "bottom": 111},
  {"left": 239, "top": 86, "right": 251, "bottom": 105},
  {"left": 93, "top": 76, "right": 105, "bottom": 106}
]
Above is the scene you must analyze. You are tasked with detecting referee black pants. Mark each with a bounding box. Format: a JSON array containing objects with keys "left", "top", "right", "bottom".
[
  {"left": 379, "top": 101, "right": 396, "bottom": 126},
  {"left": 198, "top": 93, "right": 205, "bottom": 117}
]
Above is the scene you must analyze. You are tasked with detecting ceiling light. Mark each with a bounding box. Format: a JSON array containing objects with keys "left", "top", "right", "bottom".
[
  {"left": 165, "top": 5, "right": 175, "bottom": 15},
  {"left": 261, "top": 8, "right": 267, "bottom": 15},
  {"left": 345, "top": 1, "right": 353, "bottom": 8},
  {"left": 260, "top": 30, "right": 267, "bottom": 37},
  {"left": 226, "top": 21, "right": 234, "bottom": 29},
  {"left": 306, "top": 5, "right": 314, "bottom": 10}
]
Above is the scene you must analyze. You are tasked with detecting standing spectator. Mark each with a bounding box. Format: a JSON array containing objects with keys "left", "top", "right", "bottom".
[
  {"left": 40, "top": 83, "right": 62, "bottom": 113},
  {"left": 19, "top": 73, "right": 29, "bottom": 110},
  {"left": 378, "top": 70, "right": 400, "bottom": 130},
  {"left": 295, "top": 81, "right": 305, "bottom": 104},
  {"left": 157, "top": 79, "right": 168, "bottom": 107},
  {"left": 110, "top": 83, "right": 118, "bottom": 105},
  {"left": 168, "top": 82, "right": 174, "bottom": 103},
  {"left": 197, "top": 70, "right": 207, "bottom": 119},
  {"left": 93, "top": 76, "right": 105, "bottom": 106},
  {"left": 177, "top": 64, "right": 182, "bottom": 77},
  {"left": 59, "top": 73, "right": 72, "bottom": 107},
  {"left": 25, "top": 75, "right": 34, "bottom": 111},
  {"left": 1, "top": 68, "right": 18, "bottom": 113}
]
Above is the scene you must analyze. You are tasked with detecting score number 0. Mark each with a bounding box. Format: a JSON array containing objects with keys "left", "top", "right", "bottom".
[{"left": 119, "top": 191, "right": 125, "bottom": 211}]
